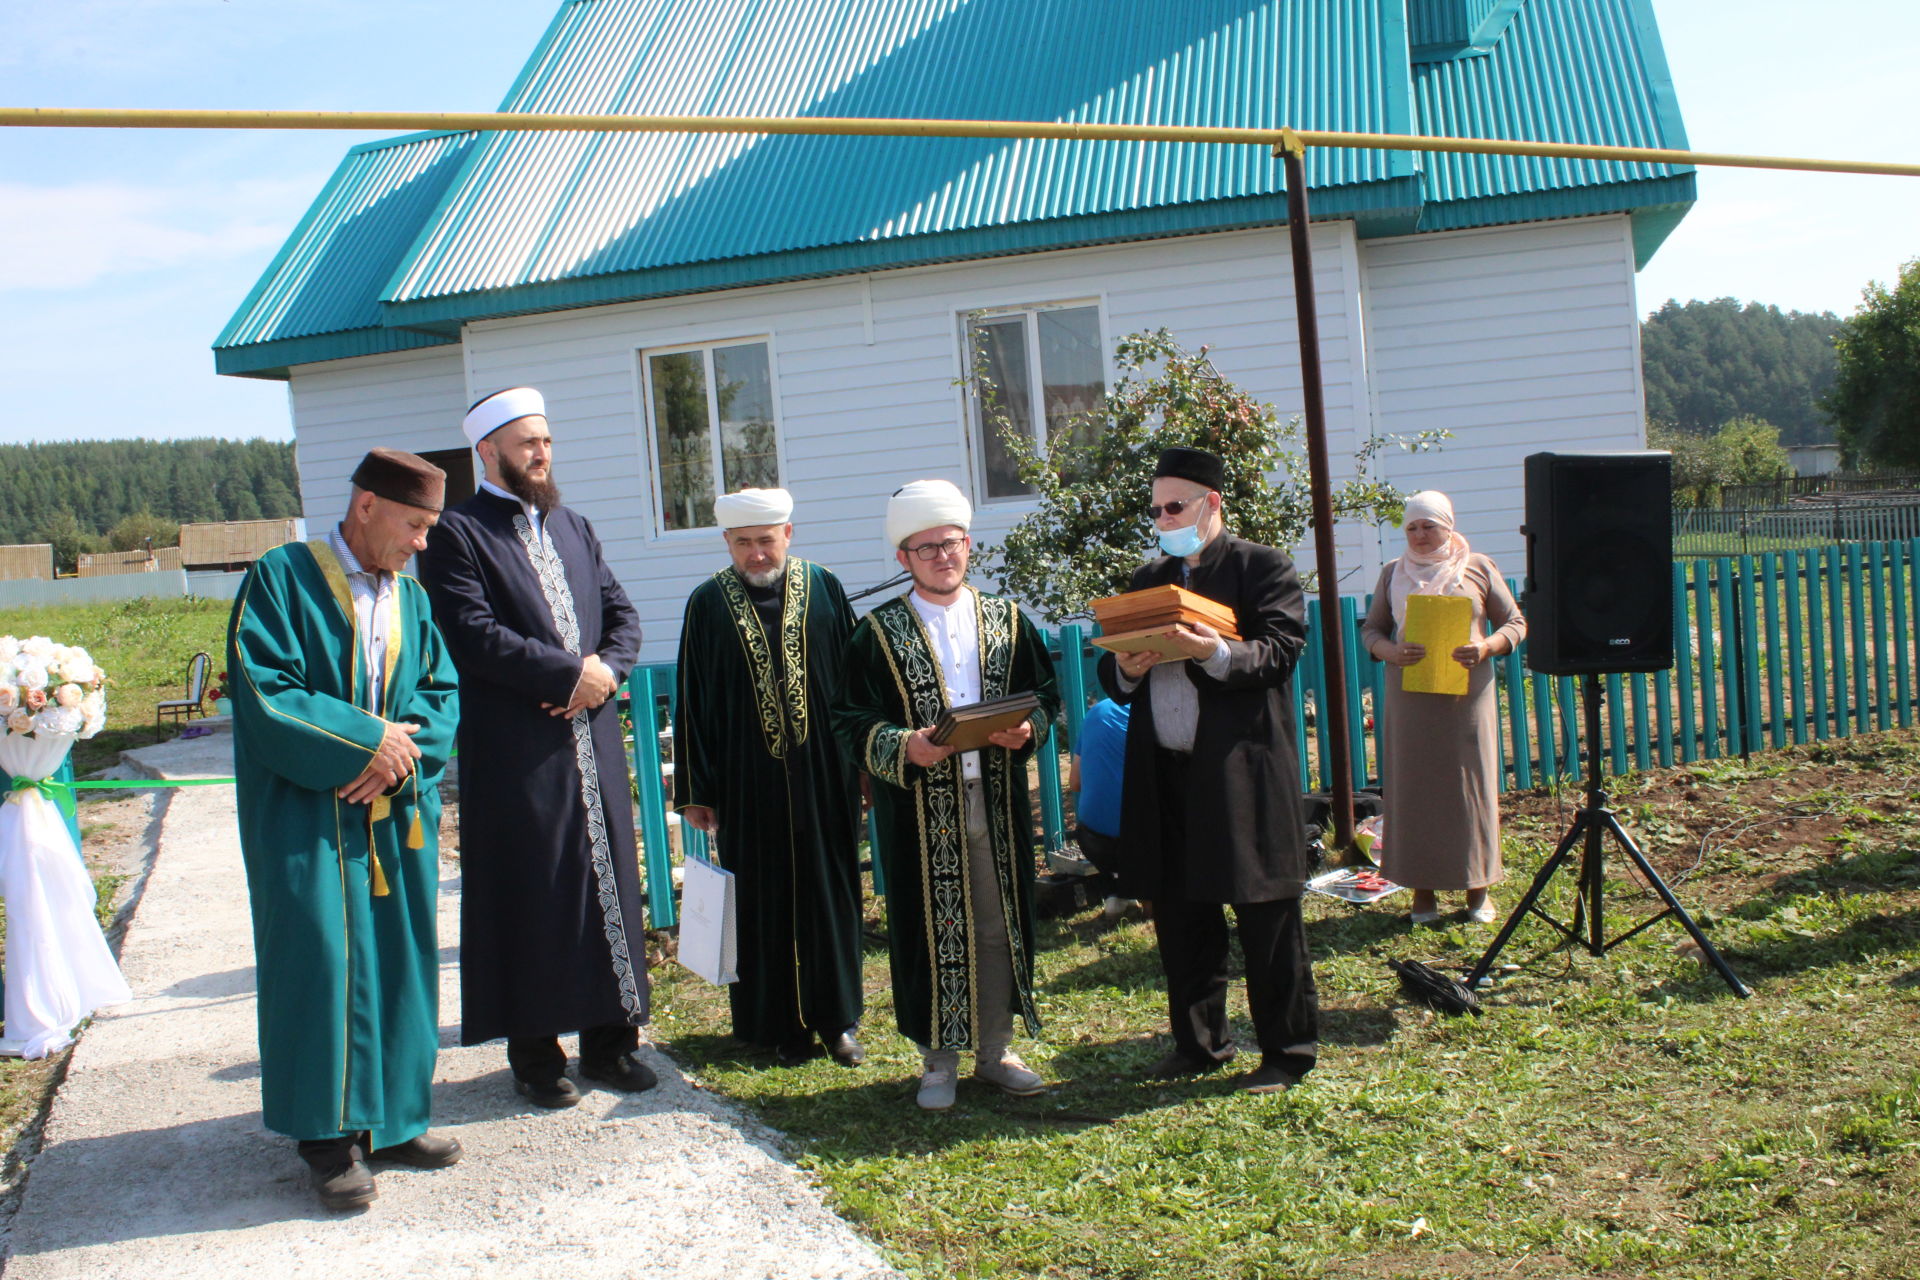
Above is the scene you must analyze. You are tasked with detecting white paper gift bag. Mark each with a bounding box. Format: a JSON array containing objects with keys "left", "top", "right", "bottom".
[{"left": 678, "top": 853, "right": 738, "bottom": 985}]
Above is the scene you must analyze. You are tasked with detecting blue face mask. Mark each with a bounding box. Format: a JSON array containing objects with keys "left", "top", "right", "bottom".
[{"left": 1158, "top": 522, "right": 1208, "bottom": 558}]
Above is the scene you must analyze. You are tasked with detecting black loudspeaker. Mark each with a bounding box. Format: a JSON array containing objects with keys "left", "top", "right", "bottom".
[{"left": 1522, "top": 451, "right": 1673, "bottom": 674}]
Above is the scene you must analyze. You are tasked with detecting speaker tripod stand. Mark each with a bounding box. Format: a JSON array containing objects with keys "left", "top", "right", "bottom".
[{"left": 1466, "top": 673, "right": 1751, "bottom": 998}]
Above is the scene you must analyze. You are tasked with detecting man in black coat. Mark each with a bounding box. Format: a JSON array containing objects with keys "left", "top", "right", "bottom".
[
  {"left": 1098, "top": 446, "right": 1319, "bottom": 1093},
  {"left": 418, "top": 386, "right": 655, "bottom": 1109}
]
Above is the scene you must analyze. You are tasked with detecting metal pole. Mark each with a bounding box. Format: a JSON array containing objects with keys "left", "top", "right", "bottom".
[
  {"left": 1279, "top": 140, "right": 1354, "bottom": 855},
  {"left": 4, "top": 107, "right": 1920, "bottom": 179}
]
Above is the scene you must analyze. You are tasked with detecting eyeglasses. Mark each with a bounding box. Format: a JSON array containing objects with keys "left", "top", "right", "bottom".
[
  {"left": 1148, "top": 497, "right": 1207, "bottom": 520},
  {"left": 906, "top": 536, "right": 968, "bottom": 561}
]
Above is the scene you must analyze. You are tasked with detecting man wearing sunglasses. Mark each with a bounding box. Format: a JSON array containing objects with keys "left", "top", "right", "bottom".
[
  {"left": 1099, "top": 446, "right": 1319, "bottom": 1094},
  {"left": 833, "top": 479, "right": 1061, "bottom": 1110}
]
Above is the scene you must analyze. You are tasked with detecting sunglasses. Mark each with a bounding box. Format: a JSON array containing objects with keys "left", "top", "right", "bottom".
[{"left": 1148, "top": 496, "right": 1208, "bottom": 520}]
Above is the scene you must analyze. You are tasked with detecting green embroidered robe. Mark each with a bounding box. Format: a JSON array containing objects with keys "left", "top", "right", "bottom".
[
  {"left": 227, "top": 541, "right": 459, "bottom": 1145},
  {"left": 832, "top": 588, "right": 1061, "bottom": 1050},
  {"left": 672, "top": 558, "right": 863, "bottom": 1044}
]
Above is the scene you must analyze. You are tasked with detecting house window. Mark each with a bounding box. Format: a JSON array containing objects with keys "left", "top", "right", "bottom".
[
  {"left": 965, "top": 302, "right": 1106, "bottom": 500},
  {"left": 642, "top": 339, "right": 779, "bottom": 531}
]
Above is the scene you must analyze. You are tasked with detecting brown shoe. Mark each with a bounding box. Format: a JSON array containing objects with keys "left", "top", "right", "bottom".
[
  {"left": 369, "top": 1132, "right": 463, "bottom": 1169},
  {"left": 297, "top": 1136, "right": 376, "bottom": 1211}
]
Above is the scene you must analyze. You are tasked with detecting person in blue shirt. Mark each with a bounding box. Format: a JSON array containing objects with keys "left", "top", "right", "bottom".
[{"left": 1069, "top": 697, "right": 1136, "bottom": 919}]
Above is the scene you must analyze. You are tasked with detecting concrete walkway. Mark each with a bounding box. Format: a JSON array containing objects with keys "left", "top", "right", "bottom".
[{"left": 5, "top": 726, "right": 897, "bottom": 1279}]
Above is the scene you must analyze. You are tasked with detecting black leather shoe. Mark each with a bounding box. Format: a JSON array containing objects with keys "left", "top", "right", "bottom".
[
  {"left": 369, "top": 1132, "right": 463, "bottom": 1168},
  {"left": 774, "top": 1037, "right": 823, "bottom": 1067},
  {"left": 1238, "top": 1061, "right": 1300, "bottom": 1094},
  {"left": 579, "top": 1051, "right": 658, "bottom": 1093},
  {"left": 514, "top": 1074, "right": 582, "bottom": 1109},
  {"left": 822, "top": 1029, "right": 865, "bottom": 1067},
  {"left": 1147, "top": 1048, "right": 1235, "bottom": 1080},
  {"left": 298, "top": 1138, "right": 377, "bottom": 1211}
]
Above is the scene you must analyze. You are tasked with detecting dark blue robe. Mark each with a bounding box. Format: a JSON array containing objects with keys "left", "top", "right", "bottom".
[{"left": 418, "top": 491, "right": 649, "bottom": 1043}]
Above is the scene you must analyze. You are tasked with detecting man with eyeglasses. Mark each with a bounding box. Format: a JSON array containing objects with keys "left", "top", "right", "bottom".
[
  {"left": 673, "top": 487, "right": 867, "bottom": 1068},
  {"left": 1099, "top": 446, "right": 1319, "bottom": 1094},
  {"left": 833, "top": 479, "right": 1061, "bottom": 1110}
]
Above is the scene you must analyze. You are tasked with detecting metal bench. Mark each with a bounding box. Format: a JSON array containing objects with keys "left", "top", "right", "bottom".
[{"left": 156, "top": 651, "right": 211, "bottom": 727}]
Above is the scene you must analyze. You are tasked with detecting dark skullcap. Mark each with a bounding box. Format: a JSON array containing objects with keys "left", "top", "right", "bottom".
[
  {"left": 1153, "top": 445, "right": 1226, "bottom": 493},
  {"left": 351, "top": 448, "right": 447, "bottom": 513}
]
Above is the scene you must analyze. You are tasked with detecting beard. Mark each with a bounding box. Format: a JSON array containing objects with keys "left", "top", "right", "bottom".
[
  {"left": 498, "top": 453, "right": 562, "bottom": 512},
  {"left": 740, "top": 557, "right": 786, "bottom": 588}
]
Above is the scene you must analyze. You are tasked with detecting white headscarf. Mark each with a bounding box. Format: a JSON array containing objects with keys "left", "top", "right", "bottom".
[{"left": 1389, "top": 490, "right": 1473, "bottom": 629}]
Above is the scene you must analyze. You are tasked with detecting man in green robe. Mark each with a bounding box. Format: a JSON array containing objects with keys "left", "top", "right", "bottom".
[
  {"left": 674, "top": 487, "right": 865, "bottom": 1067},
  {"left": 227, "top": 448, "right": 461, "bottom": 1211},
  {"left": 833, "top": 479, "right": 1061, "bottom": 1110}
]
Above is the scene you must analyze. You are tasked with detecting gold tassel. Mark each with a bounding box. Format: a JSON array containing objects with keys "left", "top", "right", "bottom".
[
  {"left": 370, "top": 852, "right": 390, "bottom": 897},
  {"left": 407, "top": 808, "right": 424, "bottom": 850}
]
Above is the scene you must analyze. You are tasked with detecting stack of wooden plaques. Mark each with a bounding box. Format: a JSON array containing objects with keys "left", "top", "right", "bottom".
[{"left": 1089, "top": 584, "right": 1240, "bottom": 656}]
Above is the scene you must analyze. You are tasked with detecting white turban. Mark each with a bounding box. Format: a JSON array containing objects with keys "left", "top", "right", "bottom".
[
  {"left": 712, "top": 487, "right": 794, "bottom": 529},
  {"left": 886, "top": 478, "right": 971, "bottom": 550},
  {"left": 463, "top": 387, "right": 545, "bottom": 448}
]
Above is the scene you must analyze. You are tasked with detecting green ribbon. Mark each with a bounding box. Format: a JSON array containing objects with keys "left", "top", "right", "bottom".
[
  {"left": 5, "top": 775, "right": 236, "bottom": 822},
  {"left": 7, "top": 774, "right": 78, "bottom": 822}
]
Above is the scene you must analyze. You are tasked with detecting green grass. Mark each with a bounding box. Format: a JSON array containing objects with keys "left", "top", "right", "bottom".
[
  {"left": 651, "top": 735, "right": 1920, "bottom": 1279},
  {"left": 0, "top": 596, "right": 232, "bottom": 773}
]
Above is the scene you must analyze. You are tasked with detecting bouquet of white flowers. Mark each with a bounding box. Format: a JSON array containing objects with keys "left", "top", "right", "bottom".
[{"left": 0, "top": 634, "right": 109, "bottom": 740}]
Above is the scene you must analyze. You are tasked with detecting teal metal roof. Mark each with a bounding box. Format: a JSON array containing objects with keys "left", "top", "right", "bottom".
[
  {"left": 380, "top": 0, "right": 1418, "bottom": 326},
  {"left": 1412, "top": 0, "right": 1694, "bottom": 265},
  {"left": 216, "top": 0, "right": 1694, "bottom": 375},
  {"left": 214, "top": 130, "right": 475, "bottom": 378}
]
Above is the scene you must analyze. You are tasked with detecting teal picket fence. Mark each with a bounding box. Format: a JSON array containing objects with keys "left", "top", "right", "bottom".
[{"left": 625, "top": 538, "right": 1920, "bottom": 924}]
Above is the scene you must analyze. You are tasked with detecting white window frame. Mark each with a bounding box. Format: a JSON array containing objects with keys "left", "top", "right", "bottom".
[
  {"left": 635, "top": 334, "right": 785, "bottom": 538},
  {"left": 958, "top": 297, "right": 1109, "bottom": 505}
]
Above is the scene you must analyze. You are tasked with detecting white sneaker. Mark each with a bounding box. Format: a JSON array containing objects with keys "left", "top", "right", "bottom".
[
  {"left": 917, "top": 1051, "right": 959, "bottom": 1110},
  {"left": 1466, "top": 900, "right": 1497, "bottom": 924},
  {"left": 1102, "top": 896, "right": 1138, "bottom": 921},
  {"left": 974, "top": 1051, "right": 1046, "bottom": 1097}
]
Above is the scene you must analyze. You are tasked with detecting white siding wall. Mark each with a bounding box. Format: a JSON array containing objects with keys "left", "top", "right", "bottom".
[
  {"left": 287, "top": 345, "right": 472, "bottom": 526},
  {"left": 279, "top": 215, "right": 1653, "bottom": 660},
  {"left": 459, "top": 223, "right": 1367, "bottom": 661},
  {"left": 1358, "top": 215, "right": 1647, "bottom": 579}
]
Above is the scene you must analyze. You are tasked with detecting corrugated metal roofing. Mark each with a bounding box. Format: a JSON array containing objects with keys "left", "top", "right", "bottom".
[
  {"left": 213, "top": 130, "right": 475, "bottom": 370},
  {"left": 383, "top": 0, "right": 1415, "bottom": 309},
  {"left": 216, "top": 0, "right": 1694, "bottom": 371},
  {"left": 1412, "top": 0, "right": 1693, "bottom": 262}
]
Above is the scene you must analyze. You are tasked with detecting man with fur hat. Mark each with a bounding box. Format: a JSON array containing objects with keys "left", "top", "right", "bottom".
[
  {"left": 1099, "top": 445, "right": 1319, "bottom": 1094},
  {"left": 673, "top": 487, "right": 867, "bottom": 1067},
  {"left": 418, "top": 388, "right": 654, "bottom": 1110},
  {"left": 227, "top": 448, "right": 462, "bottom": 1209},
  {"left": 832, "top": 479, "right": 1061, "bottom": 1110}
]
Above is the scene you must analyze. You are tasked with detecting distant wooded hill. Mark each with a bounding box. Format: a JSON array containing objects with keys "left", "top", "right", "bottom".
[
  {"left": 0, "top": 438, "right": 300, "bottom": 547},
  {"left": 1641, "top": 298, "right": 1841, "bottom": 445}
]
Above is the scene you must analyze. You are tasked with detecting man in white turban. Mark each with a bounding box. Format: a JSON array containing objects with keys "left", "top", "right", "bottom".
[
  {"left": 832, "top": 479, "right": 1061, "bottom": 1110},
  {"left": 673, "top": 488, "right": 868, "bottom": 1066},
  {"left": 418, "top": 387, "right": 656, "bottom": 1109}
]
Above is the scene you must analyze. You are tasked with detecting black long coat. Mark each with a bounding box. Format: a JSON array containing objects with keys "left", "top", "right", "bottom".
[
  {"left": 418, "top": 491, "right": 650, "bottom": 1043},
  {"left": 1098, "top": 533, "right": 1310, "bottom": 904}
]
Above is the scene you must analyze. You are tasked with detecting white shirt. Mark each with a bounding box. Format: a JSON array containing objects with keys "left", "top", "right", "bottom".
[
  {"left": 328, "top": 527, "right": 395, "bottom": 714},
  {"left": 1116, "top": 637, "right": 1233, "bottom": 754},
  {"left": 480, "top": 477, "right": 544, "bottom": 544},
  {"left": 909, "top": 587, "right": 984, "bottom": 781}
]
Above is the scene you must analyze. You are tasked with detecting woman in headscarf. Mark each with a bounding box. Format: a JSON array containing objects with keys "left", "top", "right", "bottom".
[{"left": 1360, "top": 492, "right": 1527, "bottom": 924}]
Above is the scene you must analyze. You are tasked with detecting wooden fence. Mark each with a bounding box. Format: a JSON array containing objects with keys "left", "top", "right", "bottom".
[
  {"left": 0, "top": 543, "right": 53, "bottom": 581},
  {"left": 621, "top": 537, "right": 1920, "bottom": 925},
  {"left": 76, "top": 547, "right": 185, "bottom": 576}
]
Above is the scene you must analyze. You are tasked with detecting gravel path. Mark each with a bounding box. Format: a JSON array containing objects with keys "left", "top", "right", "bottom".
[{"left": 4, "top": 725, "right": 899, "bottom": 1279}]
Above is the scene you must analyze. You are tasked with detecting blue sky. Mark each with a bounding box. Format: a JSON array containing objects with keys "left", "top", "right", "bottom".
[{"left": 0, "top": 0, "right": 1914, "bottom": 448}]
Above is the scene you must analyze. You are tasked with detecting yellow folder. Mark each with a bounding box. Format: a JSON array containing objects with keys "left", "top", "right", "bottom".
[{"left": 1402, "top": 594, "right": 1473, "bottom": 696}]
